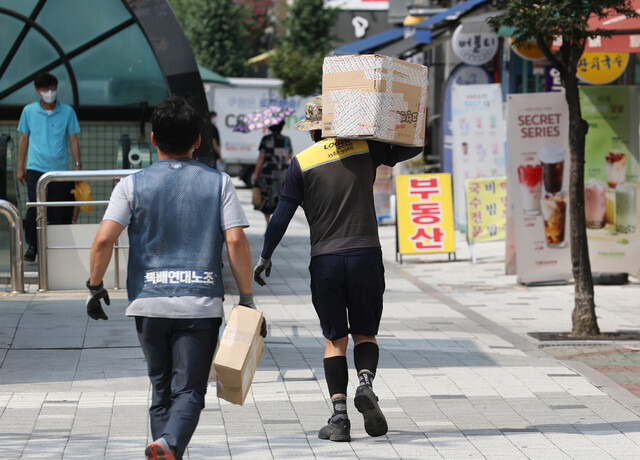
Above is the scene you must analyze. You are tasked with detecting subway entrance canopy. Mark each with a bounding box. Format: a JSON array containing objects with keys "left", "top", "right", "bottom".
[{"left": 0, "top": 0, "right": 213, "bottom": 158}]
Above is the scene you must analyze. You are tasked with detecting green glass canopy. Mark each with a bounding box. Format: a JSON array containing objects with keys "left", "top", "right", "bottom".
[
  {"left": 0, "top": 0, "right": 216, "bottom": 161},
  {"left": 0, "top": 0, "right": 168, "bottom": 107}
]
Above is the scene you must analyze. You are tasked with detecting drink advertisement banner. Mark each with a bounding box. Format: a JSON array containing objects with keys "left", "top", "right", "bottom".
[
  {"left": 507, "top": 93, "right": 572, "bottom": 284},
  {"left": 465, "top": 177, "right": 507, "bottom": 243},
  {"left": 451, "top": 84, "right": 506, "bottom": 231},
  {"left": 396, "top": 174, "right": 455, "bottom": 255},
  {"left": 580, "top": 86, "right": 640, "bottom": 276}
]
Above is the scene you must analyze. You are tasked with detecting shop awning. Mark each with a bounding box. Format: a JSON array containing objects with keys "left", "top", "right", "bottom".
[
  {"left": 414, "top": 0, "right": 491, "bottom": 44},
  {"left": 556, "top": 0, "right": 640, "bottom": 53},
  {"left": 197, "top": 65, "right": 230, "bottom": 85},
  {"left": 331, "top": 26, "right": 405, "bottom": 55},
  {"left": 376, "top": 37, "right": 420, "bottom": 58}
]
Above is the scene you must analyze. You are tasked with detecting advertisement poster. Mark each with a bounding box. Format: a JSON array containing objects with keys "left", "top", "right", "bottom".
[
  {"left": 396, "top": 174, "right": 455, "bottom": 256},
  {"left": 373, "top": 165, "right": 393, "bottom": 222},
  {"left": 441, "top": 64, "right": 492, "bottom": 176},
  {"left": 465, "top": 177, "right": 507, "bottom": 243},
  {"left": 580, "top": 86, "right": 640, "bottom": 276},
  {"left": 451, "top": 83, "right": 506, "bottom": 231},
  {"left": 507, "top": 93, "right": 572, "bottom": 284}
]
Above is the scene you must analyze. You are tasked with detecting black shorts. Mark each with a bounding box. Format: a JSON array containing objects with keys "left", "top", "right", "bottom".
[{"left": 309, "top": 248, "right": 385, "bottom": 341}]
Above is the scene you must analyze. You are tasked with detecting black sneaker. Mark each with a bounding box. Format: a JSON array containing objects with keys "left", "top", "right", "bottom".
[
  {"left": 24, "top": 245, "right": 36, "bottom": 262},
  {"left": 318, "top": 414, "right": 351, "bottom": 442},
  {"left": 354, "top": 384, "right": 388, "bottom": 437}
]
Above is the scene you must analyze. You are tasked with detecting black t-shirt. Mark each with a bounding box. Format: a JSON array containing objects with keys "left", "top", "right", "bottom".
[
  {"left": 210, "top": 124, "right": 220, "bottom": 145},
  {"left": 280, "top": 138, "right": 422, "bottom": 257}
]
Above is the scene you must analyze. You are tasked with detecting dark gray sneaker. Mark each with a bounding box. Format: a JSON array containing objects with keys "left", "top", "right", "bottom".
[
  {"left": 318, "top": 414, "right": 351, "bottom": 442},
  {"left": 354, "top": 384, "right": 388, "bottom": 437},
  {"left": 24, "top": 245, "right": 36, "bottom": 262}
]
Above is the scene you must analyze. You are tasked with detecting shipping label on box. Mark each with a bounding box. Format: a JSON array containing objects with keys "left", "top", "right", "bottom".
[
  {"left": 322, "top": 54, "right": 428, "bottom": 147},
  {"left": 212, "top": 305, "right": 264, "bottom": 405}
]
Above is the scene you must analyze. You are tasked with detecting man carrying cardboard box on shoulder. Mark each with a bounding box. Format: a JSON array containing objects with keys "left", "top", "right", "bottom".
[
  {"left": 253, "top": 95, "right": 422, "bottom": 442},
  {"left": 86, "top": 96, "right": 267, "bottom": 460}
]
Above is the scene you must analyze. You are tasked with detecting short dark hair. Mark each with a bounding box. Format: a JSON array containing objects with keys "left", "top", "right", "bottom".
[
  {"left": 269, "top": 120, "right": 285, "bottom": 134},
  {"left": 151, "top": 96, "right": 202, "bottom": 155},
  {"left": 311, "top": 129, "right": 323, "bottom": 143},
  {"left": 34, "top": 73, "right": 58, "bottom": 89},
  {"left": 209, "top": 111, "right": 217, "bottom": 117}
]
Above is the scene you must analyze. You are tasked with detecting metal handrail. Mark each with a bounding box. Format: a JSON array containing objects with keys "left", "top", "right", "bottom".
[
  {"left": 29, "top": 170, "right": 137, "bottom": 291},
  {"left": 0, "top": 200, "right": 24, "bottom": 293}
]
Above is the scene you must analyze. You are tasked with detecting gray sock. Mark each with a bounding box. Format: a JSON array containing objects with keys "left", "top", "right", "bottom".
[{"left": 358, "top": 370, "right": 374, "bottom": 388}]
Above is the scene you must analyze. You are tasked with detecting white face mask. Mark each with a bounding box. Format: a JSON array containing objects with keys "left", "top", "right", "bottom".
[{"left": 40, "top": 89, "right": 57, "bottom": 103}]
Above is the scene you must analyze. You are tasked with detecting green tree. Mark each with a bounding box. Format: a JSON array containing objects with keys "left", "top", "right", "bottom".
[
  {"left": 490, "top": 1, "right": 637, "bottom": 337},
  {"left": 168, "top": 0, "right": 254, "bottom": 77},
  {"left": 270, "top": 0, "right": 339, "bottom": 96}
]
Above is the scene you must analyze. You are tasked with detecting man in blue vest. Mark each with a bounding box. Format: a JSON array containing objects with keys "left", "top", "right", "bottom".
[
  {"left": 254, "top": 96, "right": 422, "bottom": 442},
  {"left": 87, "top": 96, "right": 265, "bottom": 460}
]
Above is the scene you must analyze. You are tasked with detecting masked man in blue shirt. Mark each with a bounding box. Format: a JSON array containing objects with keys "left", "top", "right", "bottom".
[{"left": 17, "top": 72, "right": 82, "bottom": 262}]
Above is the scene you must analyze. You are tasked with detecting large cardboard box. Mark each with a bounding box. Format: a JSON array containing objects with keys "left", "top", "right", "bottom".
[
  {"left": 322, "top": 54, "right": 428, "bottom": 147},
  {"left": 212, "top": 306, "right": 264, "bottom": 405}
]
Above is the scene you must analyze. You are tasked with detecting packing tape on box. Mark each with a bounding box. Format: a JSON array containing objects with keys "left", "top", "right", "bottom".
[
  {"left": 219, "top": 326, "right": 255, "bottom": 346},
  {"left": 324, "top": 55, "right": 427, "bottom": 144},
  {"left": 323, "top": 55, "right": 428, "bottom": 87}
]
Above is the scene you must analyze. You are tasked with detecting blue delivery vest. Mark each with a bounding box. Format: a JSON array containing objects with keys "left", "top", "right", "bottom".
[{"left": 127, "top": 159, "right": 224, "bottom": 301}]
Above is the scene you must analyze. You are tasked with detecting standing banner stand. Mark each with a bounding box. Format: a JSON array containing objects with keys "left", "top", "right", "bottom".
[
  {"left": 395, "top": 173, "right": 456, "bottom": 263},
  {"left": 451, "top": 83, "right": 506, "bottom": 231},
  {"left": 464, "top": 177, "right": 507, "bottom": 263},
  {"left": 580, "top": 86, "right": 640, "bottom": 279},
  {"left": 507, "top": 92, "right": 572, "bottom": 284}
]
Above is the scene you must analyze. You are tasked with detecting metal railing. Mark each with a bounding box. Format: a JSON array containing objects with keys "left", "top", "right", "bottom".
[
  {"left": 28, "top": 170, "right": 137, "bottom": 291},
  {"left": 0, "top": 199, "right": 24, "bottom": 293}
]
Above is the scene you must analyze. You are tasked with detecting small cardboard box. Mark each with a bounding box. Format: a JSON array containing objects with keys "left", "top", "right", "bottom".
[
  {"left": 212, "top": 306, "right": 264, "bottom": 405},
  {"left": 322, "top": 54, "right": 428, "bottom": 147}
]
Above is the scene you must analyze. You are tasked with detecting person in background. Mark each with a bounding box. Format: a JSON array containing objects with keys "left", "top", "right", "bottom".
[
  {"left": 253, "top": 96, "right": 422, "bottom": 442},
  {"left": 252, "top": 120, "right": 292, "bottom": 225},
  {"left": 86, "top": 96, "right": 266, "bottom": 460},
  {"left": 209, "top": 110, "right": 223, "bottom": 168},
  {"left": 17, "top": 72, "right": 81, "bottom": 262}
]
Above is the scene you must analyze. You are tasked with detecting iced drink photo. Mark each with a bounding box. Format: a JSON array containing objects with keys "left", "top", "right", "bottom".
[
  {"left": 615, "top": 184, "right": 637, "bottom": 234},
  {"left": 584, "top": 178, "right": 607, "bottom": 229},
  {"left": 538, "top": 144, "right": 565, "bottom": 195},
  {"left": 605, "top": 152, "right": 626, "bottom": 189},
  {"left": 517, "top": 164, "right": 542, "bottom": 215},
  {"left": 541, "top": 193, "right": 567, "bottom": 248}
]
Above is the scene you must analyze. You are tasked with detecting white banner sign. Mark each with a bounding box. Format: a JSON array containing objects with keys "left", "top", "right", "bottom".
[{"left": 451, "top": 83, "right": 506, "bottom": 230}]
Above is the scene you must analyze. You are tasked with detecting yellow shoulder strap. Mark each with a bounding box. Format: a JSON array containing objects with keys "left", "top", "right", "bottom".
[{"left": 296, "top": 138, "right": 369, "bottom": 171}]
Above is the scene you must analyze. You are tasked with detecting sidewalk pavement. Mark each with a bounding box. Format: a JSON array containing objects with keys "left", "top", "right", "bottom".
[{"left": 2, "top": 183, "right": 640, "bottom": 459}]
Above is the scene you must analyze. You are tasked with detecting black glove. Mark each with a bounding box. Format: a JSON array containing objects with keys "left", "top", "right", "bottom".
[
  {"left": 86, "top": 280, "right": 110, "bottom": 320},
  {"left": 253, "top": 257, "right": 272, "bottom": 286},
  {"left": 238, "top": 294, "right": 267, "bottom": 339}
]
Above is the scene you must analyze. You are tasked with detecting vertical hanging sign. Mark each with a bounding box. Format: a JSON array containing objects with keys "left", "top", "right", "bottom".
[{"left": 396, "top": 173, "right": 455, "bottom": 257}]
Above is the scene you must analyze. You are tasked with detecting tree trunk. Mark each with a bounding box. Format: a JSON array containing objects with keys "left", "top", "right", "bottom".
[{"left": 563, "top": 77, "right": 600, "bottom": 337}]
